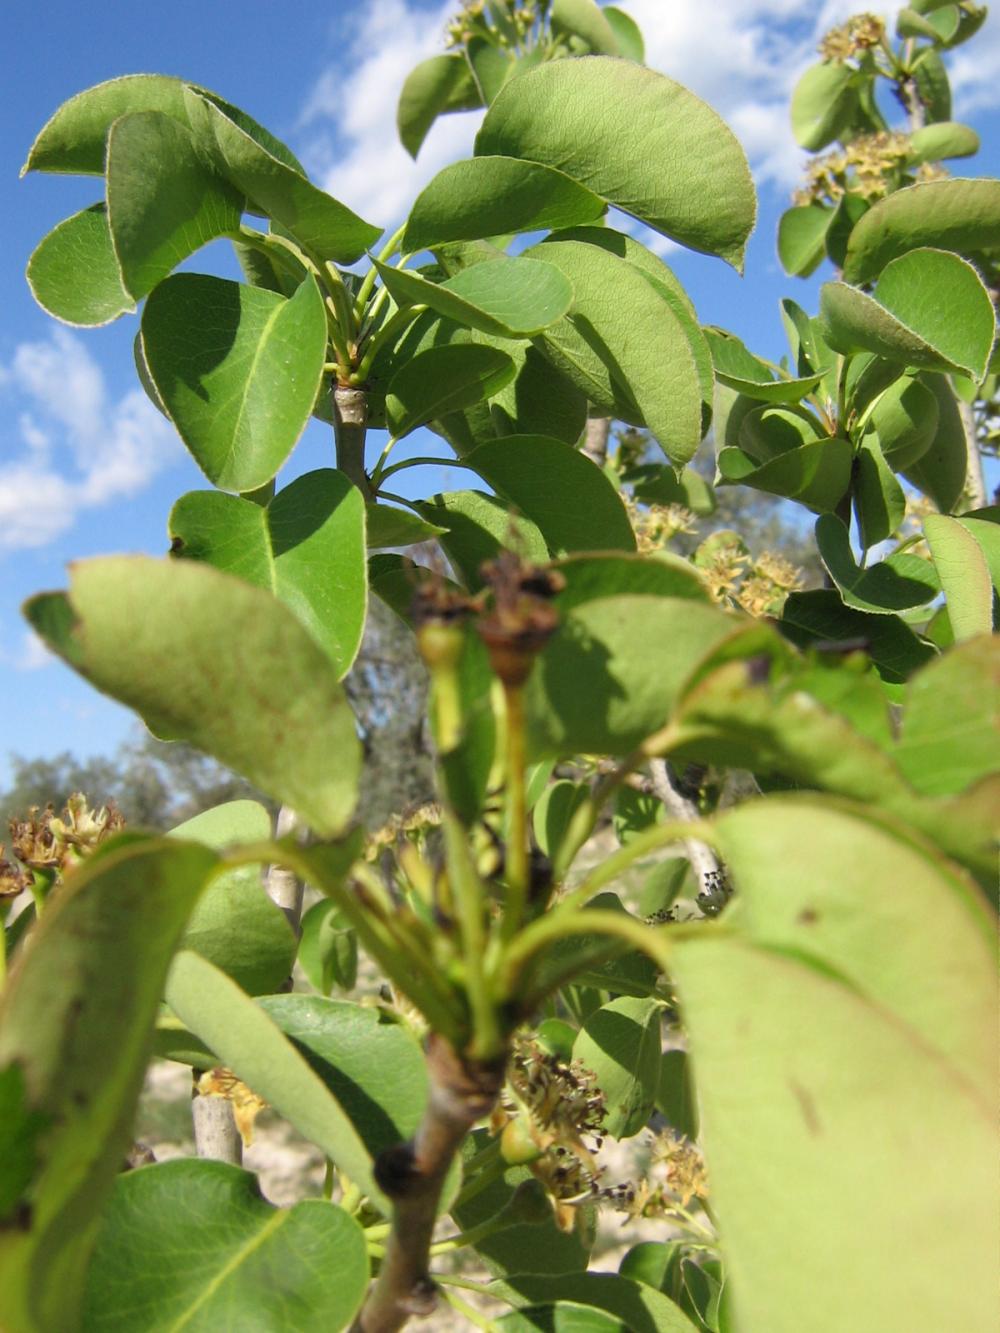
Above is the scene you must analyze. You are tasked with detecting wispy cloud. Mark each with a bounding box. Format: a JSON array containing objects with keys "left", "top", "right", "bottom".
[
  {"left": 296, "top": 0, "right": 997, "bottom": 226},
  {"left": 0, "top": 329, "right": 178, "bottom": 553},
  {"left": 0, "top": 631, "right": 53, "bottom": 672}
]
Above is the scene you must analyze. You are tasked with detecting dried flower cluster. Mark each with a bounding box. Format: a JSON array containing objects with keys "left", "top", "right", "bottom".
[
  {"left": 695, "top": 533, "right": 803, "bottom": 617},
  {"left": 794, "top": 132, "right": 915, "bottom": 207},
  {"left": 818, "top": 13, "right": 885, "bottom": 62},
  {"left": 623, "top": 1130, "right": 710, "bottom": 1222},
  {"left": 1, "top": 793, "right": 125, "bottom": 902},
  {"left": 445, "top": 0, "right": 543, "bottom": 50},
  {"left": 624, "top": 495, "right": 698, "bottom": 553}
]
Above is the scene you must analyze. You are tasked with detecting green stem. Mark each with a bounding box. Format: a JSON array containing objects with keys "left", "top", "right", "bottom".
[
  {"left": 443, "top": 811, "right": 502, "bottom": 1059},
  {"left": 429, "top": 1211, "right": 510, "bottom": 1254},
  {"left": 353, "top": 225, "right": 407, "bottom": 322},
  {"left": 501, "top": 685, "right": 529, "bottom": 942},
  {"left": 567, "top": 817, "right": 716, "bottom": 913},
  {"left": 353, "top": 305, "right": 425, "bottom": 383},
  {"left": 378, "top": 456, "right": 478, "bottom": 485},
  {"left": 439, "top": 1288, "right": 495, "bottom": 1331}
]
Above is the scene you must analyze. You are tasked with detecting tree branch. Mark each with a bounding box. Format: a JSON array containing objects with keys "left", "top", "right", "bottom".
[
  {"left": 351, "top": 1036, "right": 505, "bottom": 1333},
  {"left": 334, "top": 384, "right": 372, "bottom": 500},
  {"left": 581, "top": 415, "right": 611, "bottom": 467},
  {"left": 648, "top": 758, "right": 721, "bottom": 892},
  {"left": 265, "top": 804, "right": 304, "bottom": 937},
  {"left": 191, "top": 1084, "right": 242, "bottom": 1164}
]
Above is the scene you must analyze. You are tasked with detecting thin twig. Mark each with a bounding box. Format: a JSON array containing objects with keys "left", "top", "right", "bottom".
[{"left": 648, "top": 758, "right": 721, "bottom": 892}]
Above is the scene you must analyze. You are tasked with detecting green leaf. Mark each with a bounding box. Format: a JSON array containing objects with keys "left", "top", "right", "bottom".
[
  {"left": 959, "top": 513, "right": 1000, "bottom": 588},
  {"left": 464, "top": 434, "right": 635, "bottom": 554},
  {"left": 26, "top": 204, "right": 134, "bottom": 326},
  {"left": 168, "top": 802, "right": 296, "bottom": 997},
  {"left": 404, "top": 157, "right": 606, "bottom": 253},
  {"left": 897, "top": 4, "right": 952, "bottom": 39},
  {"left": 373, "top": 255, "right": 573, "bottom": 338},
  {"left": 468, "top": 38, "right": 518, "bottom": 104},
  {"left": 0, "top": 838, "right": 217, "bottom": 1333},
  {"left": 717, "top": 436, "right": 852, "bottom": 513},
  {"left": 853, "top": 437, "right": 906, "bottom": 549},
  {"left": 25, "top": 557, "right": 361, "bottom": 837},
  {"left": 573, "top": 997, "right": 661, "bottom": 1137},
  {"left": 907, "top": 120, "right": 980, "bottom": 164},
  {"left": 491, "top": 1274, "right": 699, "bottom": 1333},
  {"left": 626, "top": 465, "right": 716, "bottom": 516},
  {"left": 366, "top": 504, "right": 446, "bottom": 548},
  {"left": 526, "top": 596, "right": 736, "bottom": 758},
  {"left": 81, "top": 1160, "right": 368, "bottom": 1332},
  {"left": 23, "top": 74, "right": 305, "bottom": 177},
  {"left": 476, "top": 58, "right": 755, "bottom": 269},
  {"left": 912, "top": 46, "right": 952, "bottom": 121},
  {"left": 862, "top": 373, "right": 939, "bottom": 468},
  {"left": 482, "top": 337, "right": 589, "bottom": 446},
  {"left": 183, "top": 89, "right": 382, "bottom": 264},
  {"left": 779, "top": 589, "right": 935, "bottom": 684},
  {"left": 895, "top": 636, "right": 1000, "bottom": 795},
  {"left": 613, "top": 786, "right": 662, "bottom": 845},
  {"left": 656, "top": 1050, "right": 698, "bottom": 1139},
  {"left": 738, "top": 404, "right": 822, "bottom": 460},
  {"left": 416, "top": 490, "right": 548, "bottom": 589},
  {"left": 143, "top": 274, "right": 328, "bottom": 492},
  {"left": 497, "top": 1305, "right": 626, "bottom": 1331},
  {"left": 532, "top": 893, "right": 659, "bottom": 999},
  {"left": 706, "top": 328, "right": 825, "bottom": 404},
  {"left": 820, "top": 247, "right": 996, "bottom": 380},
  {"left": 777, "top": 203, "right": 833, "bottom": 278},
  {"left": 298, "top": 900, "right": 357, "bottom": 994},
  {"left": 397, "top": 53, "right": 482, "bottom": 159},
  {"left": 924, "top": 513, "right": 995, "bottom": 639},
  {"left": 169, "top": 470, "right": 367, "bottom": 677},
  {"left": 817, "top": 515, "right": 939, "bottom": 612},
  {"left": 901, "top": 372, "right": 969, "bottom": 512},
  {"left": 165, "top": 951, "right": 382, "bottom": 1206},
  {"left": 554, "top": 553, "right": 710, "bottom": 609},
  {"left": 843, "top": 179, "right": 1000, "bottom": 283},
  {"left": 526, "top": 235, "right": 706, "bottom": 467},
  {"left": 790, "top": 62, "right": 859, "bottom": 150},
  {"left": 533, "top": 781, "right": 590, "bottom": 859},
  {"left": 386, "top": 343, "right": 516, "bottom": 439},
  {"left": 106, "top": 111, "right": 242, "bottom": 300},
  {"left": 672, "top": 929, "right": 997, "bottom": 1333},
  {"left": 257, "top": 996, "right": 432, "bottom": 1162},
  {"left": 603, "top": 6, "right": 645, "bottom": 62},
  {"left": 551, "top": 0, "right": 622, "bottom": 53}
]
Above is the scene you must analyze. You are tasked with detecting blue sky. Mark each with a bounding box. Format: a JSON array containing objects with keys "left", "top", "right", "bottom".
[{"left": 3, "top": 0, "right": 999, "bottom": 783}]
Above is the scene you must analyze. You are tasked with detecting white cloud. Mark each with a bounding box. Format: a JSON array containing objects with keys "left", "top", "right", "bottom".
[
  {"left": 0, "top": 329, "right": 178, "bottom": 553},
  {"left": 299, "top": 0, "right": 484, "bottom": 234},
  {"left": 0, "top": 631, "right": 53, "bottom": 673},
  {"left": 296, "top": 0, "right": 998, "bottom": 223}
]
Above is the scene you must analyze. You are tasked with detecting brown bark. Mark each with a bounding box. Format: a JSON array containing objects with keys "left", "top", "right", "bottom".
[
  {"left": 334, "top": 384, "right": 372, "bottom": 500},
  {"left": 351, "top": 1036, "right": 505, "bottom": 1333},
  {"left": 581, "top": 416, "right": 611, "bottom": 467}
]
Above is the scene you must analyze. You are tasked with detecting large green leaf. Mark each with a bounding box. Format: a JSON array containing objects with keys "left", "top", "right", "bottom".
[
  {"left": 716, "top": 436, "right": 852, "bottom": 513},
  {"left": 165, "top": 951, "right": 382, "bottom": 1206},
  {"left": 491, "top": 1274, "right": 698, "bottom": 1333},
  {"left": 862, "top": 372, "right": 939, "bottom": 468},
  {"left": 705, "top": 328, "right": 824, "bottom": 404},
  {"left": 169, "top": 469, "right": 367, "bottom": 676},
  {"left": 257, "top": 996, "right": 430, "bottom": 1162},
  {"left": 415, "top": 490, "right": 549, "bottom": 589},
  {"left": 525, "top": 596, "right": 736, "bottom": 757},
  {"left": 895, "top": 636, "right": 1000, "bottom": 795},
  {"left": 106, "top": 111, "right": 243, "bottom": 300},
  {"left": 525, "top": 236, "right": 705, "bottom": 466},
  {"left": 25, "top": 557, "right": 361, "bottom": 836},
  {"left": 26, "top": 204, "right": 134, "bottom": 326},
  {"left": 0, "top": 838, "right": 218, "bottom": 1333},
  {"left": 907, "top": 120, "right": 980, "bottom": 164},
  {"left": 397, "top": 53, "right": 483, "bottom": 159},
  {"left": 476, "top": 58, "right": 755, "bottom": 269},
  {"left": 22, "top": 74, "right": 305, "bottom": 177},
  {"left": 464, "top": 434, "right": 636, "bottom": 554},
  {"left": 779, "top": 589, "right": 935, "bottom": 684},
  {"left": 404, "top": 157, "right": 605, "bottom": 253},
  {"left": 843, "top": 178, "right": 1000, "bottom": 283},
  {"left": 554, "top": 553, "right": 709, "bottom": 609},
  {"left": 550, "top": 0, "right": 622, "bottom": 54},
  {"left": 901, "top": 372, "right": 969, "bottom": 512},
  {"left": 670, "top": 920, "right": 997, "bottom": 1332},
  {"left": 924, "top": 513, "right": 995, "bottom": 639},
  {"left": 169, "top": 802, "right": 296, "bottom": 997},
  {"left": 820, "top": 248, "right": 996, "bottom": 380},
  {"left": 790, "top": 61, "right": 859, "bottom": 150},
  {"left": 82, "top": 1160, "right": 368, "bottom": 1332},
  {"left": 478, "top": 337, "right": 589, "bottom": 446},
  {"left": 712, "top": 797, "right": 996, "bottom": 1094},
  {"left": 183, "top": 89, "right": 382, "bottom": 263},
  {"left": 573, "top": 997, "right": 662, "bottom": 1137},
  {"left": 497, "top": 1306, "right": 625, "bottom": 1331},
  {"left": 777, "top": 203, "right": 833, "bottom": 278},
  {"left": 603, "top": 6, "right": 645, "bottom": 61},
  {"left": 816, "top": 515, "right": 939, "bottom": 612},
  {"left": 374, "top": 256, "right": 573, "bottom": 338},
  {"left": 386, "top": 342, "right": 516, "bottom": 439},
  {"left": 852, "top": 437, "right": 906, "bottom": 549},
  {"left": 143, "top": 274, "right": 328, "bottom": 492}
]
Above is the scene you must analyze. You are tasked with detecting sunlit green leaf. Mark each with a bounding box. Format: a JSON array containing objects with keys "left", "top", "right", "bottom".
[
  {"left": 924, "top": 513, "right": 995, "bottom": 639},
  {"left": 25, "top": 557, "right": 361, "bottom": 836},
  {"left": 816, "top": 515, "right": 939, "bottom": 612},
  {"left": 397, "top": 53, "right": 482, "bottom": 159},
  {"left": 386, "top": 343, "right": 516, "bottom": 439},
  {"left": 790, "top": 62, "right": 858, "bottom": 150},
  {"left": 717, "top": 436, "right": 852, "bottom": 513},
  {"left": 26, "top": 204, "right": 134, "bottom": 326},
  {"left": 143, "top": 274, "right": 328, "bottom": 492},
  {"left": 491, "top": 1273, "right": 699, "bottom": 1333},
  {"left": 476, "top": 58, "right": 755, "bottom": 269},
  {"left": 777, "top": 203, "right": 833, "bottom": 278}
]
